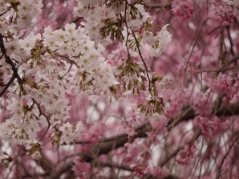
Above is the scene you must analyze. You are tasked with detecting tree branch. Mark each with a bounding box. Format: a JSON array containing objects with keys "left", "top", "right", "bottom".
[
  {"left": 78, "top": 101, "right": 239, "bottom": 163},
  {"left": 0, "top": 74, "right": 15, "bottom": 97},
  {"left": 47, "top": 101, "right": 239, "bottom": 178},
  {"left": 143, "top": 3, "right": 171, "bottom": 9},
  {"left": 0, "top": 34, "right": 23, "bottom": 97}
]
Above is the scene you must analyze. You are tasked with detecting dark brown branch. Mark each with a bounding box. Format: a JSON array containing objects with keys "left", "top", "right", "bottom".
[
  {"left": 94, "top": 160, "right": 132, "bottom": 171},
  {"left": 144, "top": 174, "right": 182, "bottom": 179},
  {"left": 48, "top": 101, "right": 239, "bottom": 178},
  {"left": 0, "top": 34, "right": 23, "bottom": 97},
  {"left": 143, "top": 3, "right": 171, "bottom": 9},
  {"left": 216, "top": 131, "right": 239, "bottom": 179},
  {"left": 217, "top": 53, "right": 239, "bottom": 75},
  {"left": 77, "top": 102, "right": 239, "bottom": 163},
  {"left": 0, "top": 74, "right": 15, "bottom": 97},
  {"left": 214, "top": 102, "right": 239, "bottom": 116},
  {"left": 168, "top": 101, "right": 239, "bottom": 131},
  {"left": 81, "top": 122, "right": 151, "bottom": 162},
  {"left": 78, "top": 101, "right": 239, "bottom": 163},
  {"left": 167, "top": 105, "right": 195, "bottom": 131}
]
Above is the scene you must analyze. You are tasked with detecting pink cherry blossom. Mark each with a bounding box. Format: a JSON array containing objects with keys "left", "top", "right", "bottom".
[{"left": 0, "top": 0, "right": 239, "bottom": 178}]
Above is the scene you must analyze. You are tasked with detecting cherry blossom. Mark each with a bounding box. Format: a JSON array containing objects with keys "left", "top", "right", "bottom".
[{"left": 0, "top": 0, "right": 239, "bottom": 178}]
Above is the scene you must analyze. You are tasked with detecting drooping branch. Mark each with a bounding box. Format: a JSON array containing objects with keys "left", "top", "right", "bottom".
[
  {"left": 216, "top": 131, "right": 239, "bottom": 179},
  {"left": 217, "top": 53, "right": 239, "bottom": 74},
  {"left": 47, "top": 101, "right": 239, "bottom": 178},
  {"left": 80, "top": 101, "right": 239, "bottom": 162}
]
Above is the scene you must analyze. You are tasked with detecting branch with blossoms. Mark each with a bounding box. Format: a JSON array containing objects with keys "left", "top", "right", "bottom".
[
  {"left": 1, "top": 0, "right": 239, "bottom": 178},
  {"left": 0, "top": 0, "right": 172, "bottom": 176},
  {"left": 0, "top": 34, "right": 23, "bottom": 97},
  {"left": 45, "top": 100, "right": 239, "bottom": 178}
]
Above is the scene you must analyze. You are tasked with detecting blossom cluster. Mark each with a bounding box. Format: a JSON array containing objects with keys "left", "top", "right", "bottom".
[
  {"left": 0, "top": 0, "right": 42, "bottom": 34},
  {"left": 171, "top": 0, "right": 194, "bottom": 19},
  {"left": 223, "top": 0, "right": 239, "bottom": 7},
  {"left": 209, "top": 0, "right": 234, "bottom": 26},
  {"left": 1, "top": 0, "right": 238, "bottom": 178},
  {"left": 177, "top": 143, "right": 196, "bottom": 165},
  {"left": 195, "top": 116, "right": 230, "bottom": 137},
  {"left": 74, "top": 0, "right": 172, "bottom": 57},
  {"left": 0, "top": 0, "right": 172, "bottom": 162},
  {"left": 0, "top": 1, "right": 120, "bottom": 160}
]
